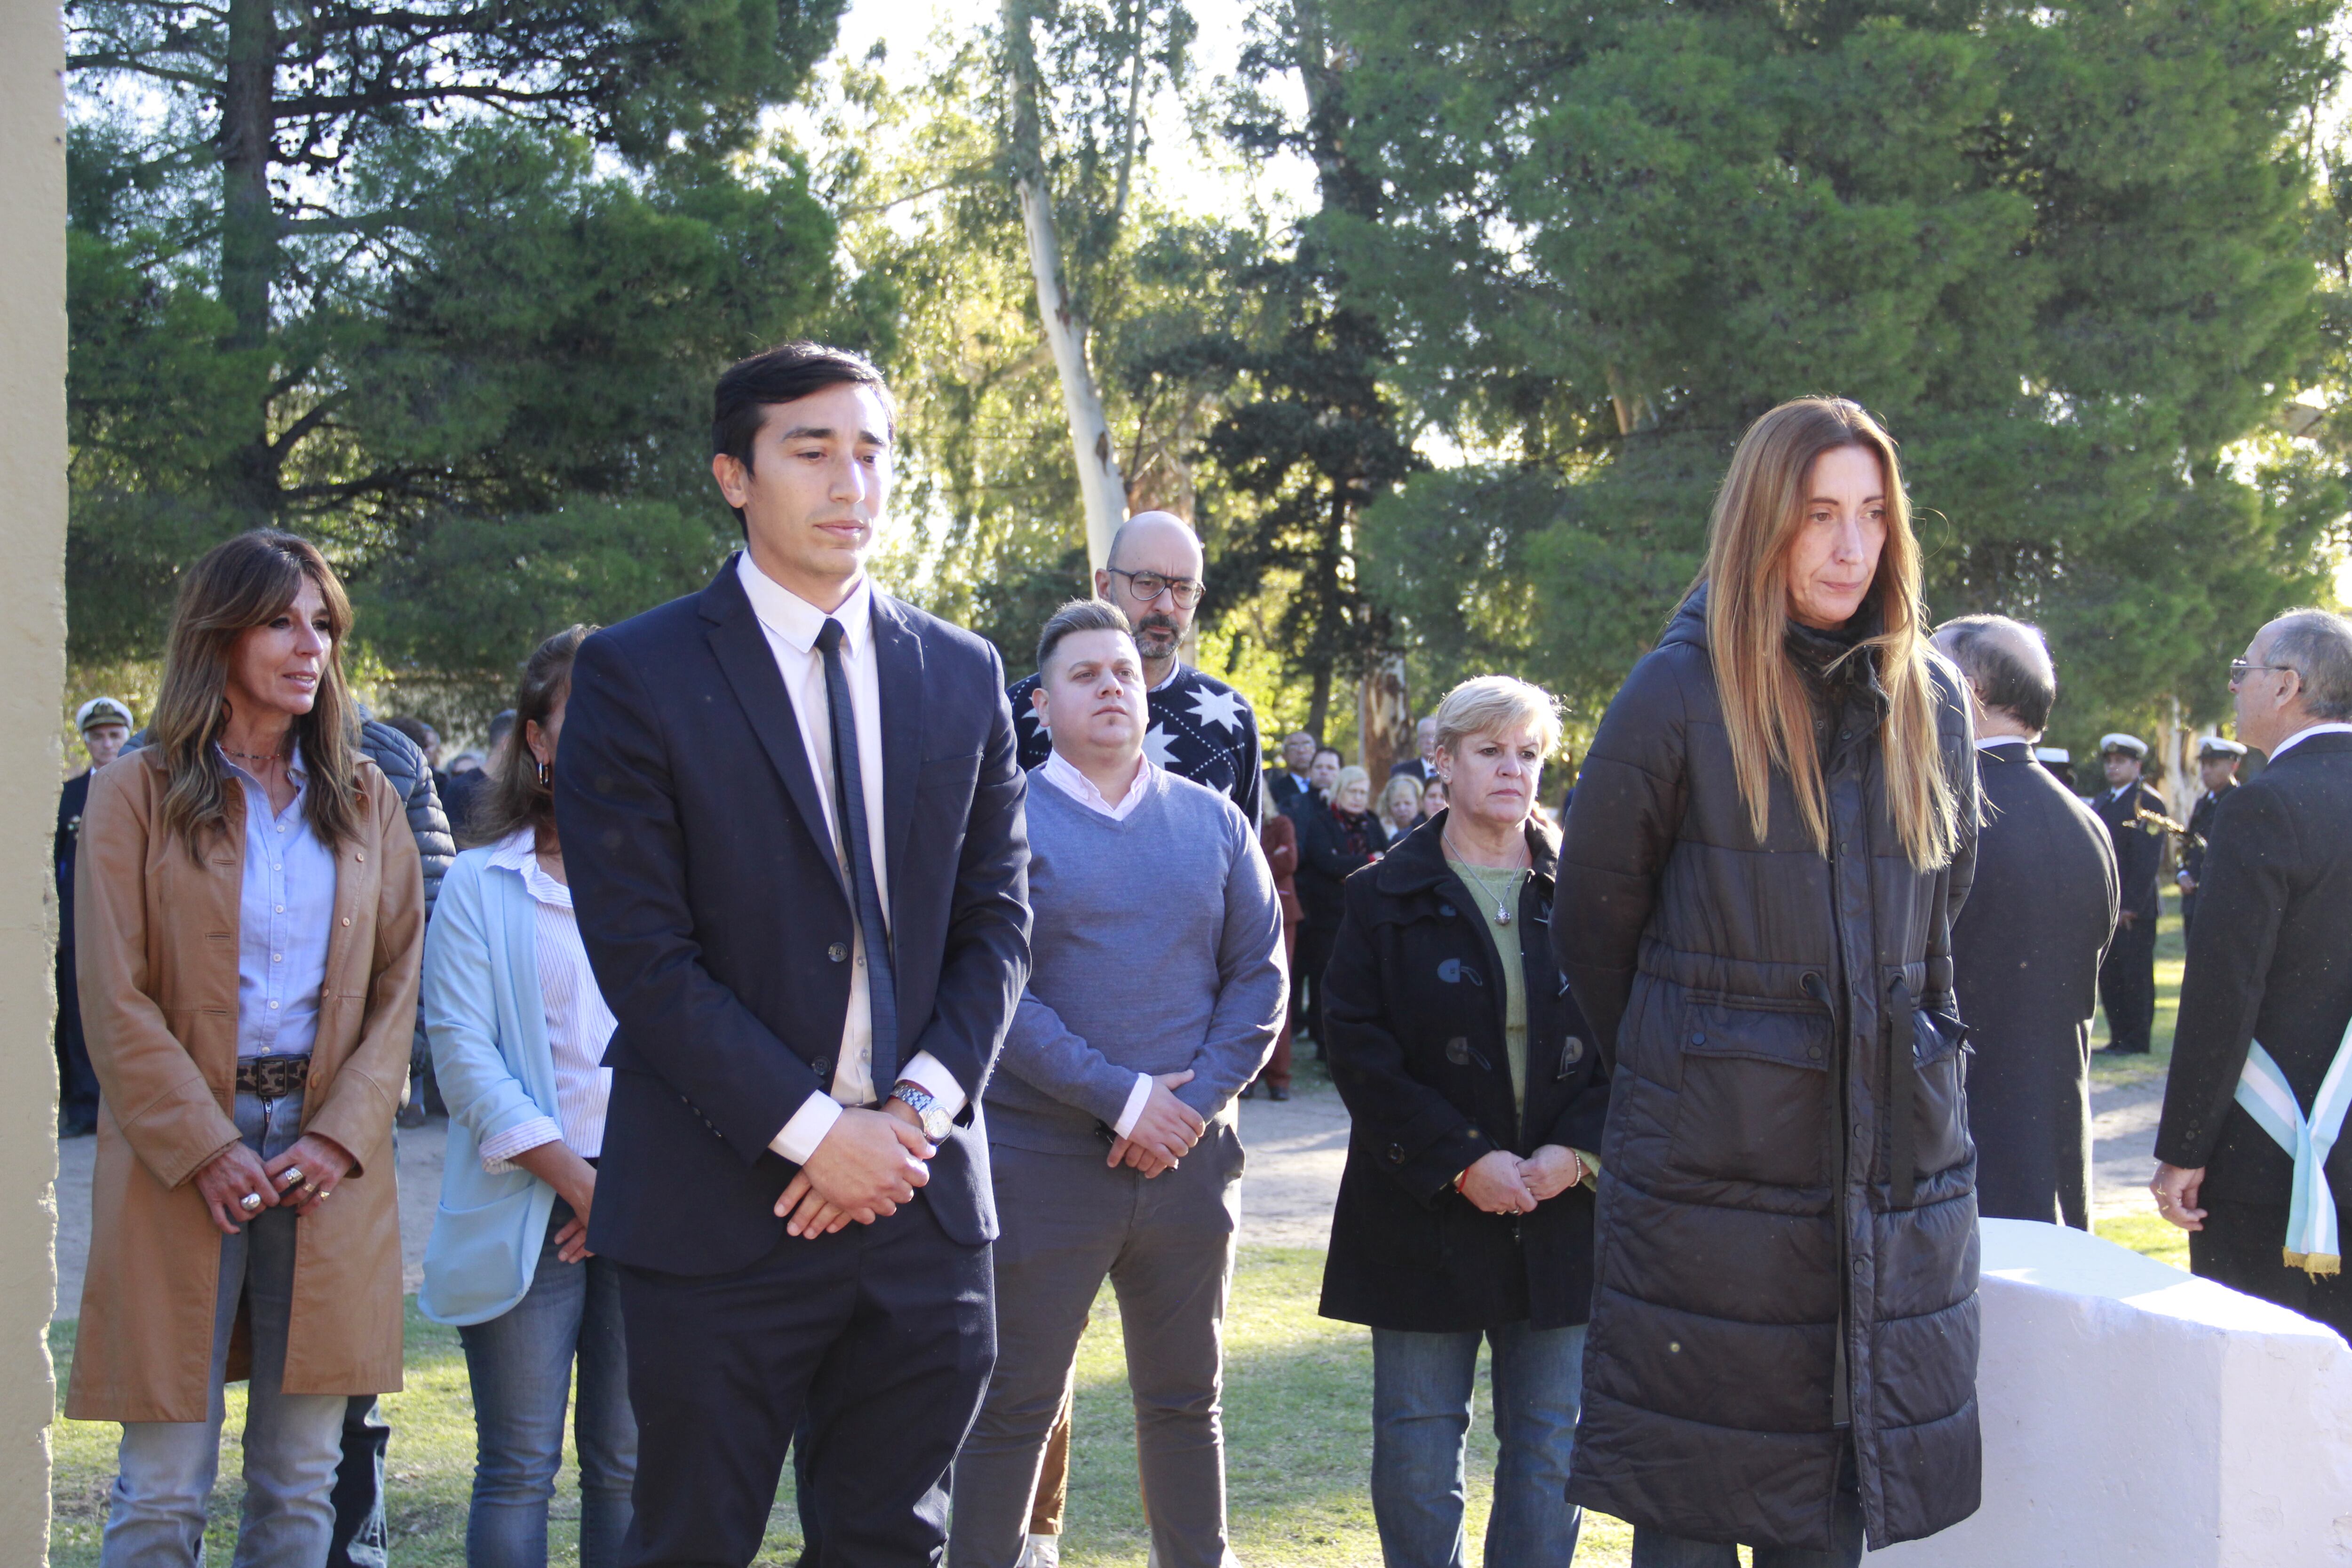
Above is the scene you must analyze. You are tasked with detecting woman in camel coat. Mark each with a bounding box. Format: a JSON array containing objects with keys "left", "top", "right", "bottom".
[{"left": 69, "top": 529, "right": 424, "bottom": 1567}]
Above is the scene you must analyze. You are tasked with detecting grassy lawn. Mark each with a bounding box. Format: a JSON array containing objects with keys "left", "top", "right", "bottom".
[
  {"left": 2086, "top": 888, "right": 2187, "bottom": 1097},
  {"left": 51, "top": 1252, "right": 1646, "bottom": 1568},
  {"left": 52, "top": 1219, "right": 2196, "bottom": 1568}
]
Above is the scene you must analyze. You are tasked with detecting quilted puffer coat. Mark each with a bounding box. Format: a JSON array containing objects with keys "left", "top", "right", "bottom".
[{"left": 1552, "top": 589, "right": 1981, "bottom": 1552}]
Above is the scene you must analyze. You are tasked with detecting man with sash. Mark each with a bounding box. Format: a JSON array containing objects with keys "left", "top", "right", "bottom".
[{"left": 2154, "top": 608, "right": 2352, "bottom": 1337}]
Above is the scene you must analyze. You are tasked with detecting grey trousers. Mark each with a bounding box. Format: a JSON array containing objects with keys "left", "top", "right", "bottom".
[{"left": 949, "top": 1125, "right": 1243, "bottom": 1568}]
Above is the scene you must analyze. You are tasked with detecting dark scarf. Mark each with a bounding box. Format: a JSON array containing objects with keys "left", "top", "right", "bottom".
[
  {"left": 1331, "top": 804, "right": 1376, "bottom": 858},
  {"left": 1785, "top": 606, "right": 1889, "bottom": 763}
]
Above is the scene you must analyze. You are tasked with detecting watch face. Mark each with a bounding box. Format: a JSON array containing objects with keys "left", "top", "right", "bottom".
[{"left": 923, "top": 1108, "right": 952, "bottom": 1141}]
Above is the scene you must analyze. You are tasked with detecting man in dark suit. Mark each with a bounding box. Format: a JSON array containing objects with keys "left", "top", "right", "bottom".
[
  {"left": 2175, "top": 736, "right": 2245, "bottom": 935},
  {"left": 2092, "top": 732, "right": 2167, "bottom": 1055},
  {"left": 1386, "top": 714, "right": 1440, "bottom": 783},
  {"left": 1266, "top": 729, "right": 1319, "bottom": 819},
  {"left": 557, "top": 341, "right": 1031, "bottom": 1566},
  {"left": 1934, "top": 616, "right": 2118, "bottom": 1228},
  {"left": 2155, "top": 608, "right": 2352, "bottom": 1336}
]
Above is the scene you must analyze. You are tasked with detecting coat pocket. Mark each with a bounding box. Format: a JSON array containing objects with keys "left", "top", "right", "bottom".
[
  {"left": 1666, "top": 996, "right": 1833, "bottom": 1189},
  {"left": 1909, "top": 1008, "right": 1973, "bottom": 1179}
]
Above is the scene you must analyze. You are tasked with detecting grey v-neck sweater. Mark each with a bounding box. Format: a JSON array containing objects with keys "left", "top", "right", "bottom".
[{"left": 985, "top": 765, "right": 1287, "bottom": 1157}]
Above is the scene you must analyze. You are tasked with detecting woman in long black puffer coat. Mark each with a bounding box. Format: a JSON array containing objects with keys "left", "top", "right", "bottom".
[{"left": 1553, "top": 398, "right": 1980, "bottom": 1567}]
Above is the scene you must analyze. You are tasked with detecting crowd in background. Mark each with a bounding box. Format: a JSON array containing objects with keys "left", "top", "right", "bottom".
[{"left": 47, "top": 357, "right": 2352, "bottom": 1568}]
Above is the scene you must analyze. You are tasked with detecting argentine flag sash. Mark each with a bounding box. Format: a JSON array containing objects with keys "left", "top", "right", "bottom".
[{"left": 2233, "top": 1025, "right": 2352, "bottom": 1276}]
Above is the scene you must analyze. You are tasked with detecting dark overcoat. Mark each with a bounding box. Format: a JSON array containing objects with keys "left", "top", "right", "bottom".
[
  {"left": 1296, "top": 799, "right": 1389, "bottom": 930},
  {"left": 2158, "top": 733, "right": 2352, "bottom": 1215},
  {"left": 1318, "top": 814, "right": 1611, "bottom": 1332},
  {"left": 1951, "top": 739, "right": 2117, "bottom": 1229},
  {"left": 2093, "top": 780, "right": 2167, "bottom": 923},
  {"left": 2179, "top": 781, "right": 2234, "bottom": 931},
  {"left": 1553, "top": 590, "right": 1981, "bottom": 1552}
]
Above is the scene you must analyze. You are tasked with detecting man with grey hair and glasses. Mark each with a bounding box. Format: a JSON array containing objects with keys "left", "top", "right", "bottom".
[
  {"left": 2154, "top": 608, "right": 2352, "bottom": 1338},
  {"left": 1933, "top": 615, "right": 2117, "bottom": 1227}
]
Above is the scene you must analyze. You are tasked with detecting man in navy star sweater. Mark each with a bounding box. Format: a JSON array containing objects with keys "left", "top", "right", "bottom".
[{"left": 1007, "top": 511, "right": 1262, "bottom": 824}]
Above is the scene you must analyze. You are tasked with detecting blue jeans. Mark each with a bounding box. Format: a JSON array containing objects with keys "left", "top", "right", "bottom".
[
  {"left": 1371, "top": 1321, "right": 1585, "bottom": 1568},
  {"left": 101, "top": 1090, "right": 349, "bottom": 1568},
  {"left": 1628, "top": 1442, "right": 1863, "bottom": 1568},
  {"left": 458, "top": 1197, "right": 636, "bottom": 1568}
]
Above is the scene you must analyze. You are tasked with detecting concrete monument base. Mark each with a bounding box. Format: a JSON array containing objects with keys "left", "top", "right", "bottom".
[{"left": 1871, "top": 1218, "right": 2352, "bottom": 1566}]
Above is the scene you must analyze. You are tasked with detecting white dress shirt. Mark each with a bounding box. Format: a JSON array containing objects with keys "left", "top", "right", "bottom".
[
  {"left": 2266, "top": 721, "right": 2352, "bottom": 762},
  {"left": 477, "top": 830, "right": 616, "bottom": 1171},
  {"left": 1035, "top": 750, "right": 1158, "bottom": 1138},
  {"left": 736, "top": 553, "right": 965, "bottom": 1162}
]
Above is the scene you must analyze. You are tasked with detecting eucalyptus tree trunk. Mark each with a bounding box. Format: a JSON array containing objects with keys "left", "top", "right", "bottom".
[{"left": 1002, "top": 0, "right": 1128, "bottom": 576}]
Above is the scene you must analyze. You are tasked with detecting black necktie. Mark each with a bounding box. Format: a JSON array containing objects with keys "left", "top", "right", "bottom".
[{"left": 815, "top": 617, "right": 898, "bottom": 1092}]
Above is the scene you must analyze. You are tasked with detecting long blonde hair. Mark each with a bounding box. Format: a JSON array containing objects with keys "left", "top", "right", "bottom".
[
  {"left": 1696, "top": 398, "right": 1956, "bottom": 868},
  {"left": 151, "top": 530, "right": 365, "bottom": 858}
]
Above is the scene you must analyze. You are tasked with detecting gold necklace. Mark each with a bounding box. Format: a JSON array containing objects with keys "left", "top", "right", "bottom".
[{"left": 1444, "top": 830, "right": 1528, "bottom": 926}]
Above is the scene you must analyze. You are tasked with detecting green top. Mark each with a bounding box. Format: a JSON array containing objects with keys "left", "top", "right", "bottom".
[{"left": 1448, "top": 857, "right": 1530, "bottom": 1122}]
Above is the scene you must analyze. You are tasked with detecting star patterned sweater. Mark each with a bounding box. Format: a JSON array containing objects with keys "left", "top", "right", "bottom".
[{"left": 1009, "top": 661, "right": 1262, "bottom": 823}]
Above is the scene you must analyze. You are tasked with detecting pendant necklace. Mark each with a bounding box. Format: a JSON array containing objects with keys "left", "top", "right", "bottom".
[{"left": 1445, "top": 830, "right": 1526, "bottom": 926}]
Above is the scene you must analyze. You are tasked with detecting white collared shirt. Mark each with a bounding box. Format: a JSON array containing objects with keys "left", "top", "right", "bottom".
[
  {"left": 1033, "top": 749, "right": 1157, "bottom": 1137},
  {"left": 734, "top": 553, "right": 965, "bottom": 1162},
  {"left": 1039, "top": 749, "right": 1154, "bottom": 822},
  {"left": 477, "top": 830, "right": 615, "bottom": 1170},
  {"left": 1977, "top": 735, "right": 2035, "bottom": 754},
  {"left": 2266, "top": 722, "right": 2352, "bottom": 763}
]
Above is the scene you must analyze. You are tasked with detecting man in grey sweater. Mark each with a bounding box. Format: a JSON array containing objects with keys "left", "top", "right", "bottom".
[{"left": 949, "top": 600, "right": 1286, "bottom": 1568}]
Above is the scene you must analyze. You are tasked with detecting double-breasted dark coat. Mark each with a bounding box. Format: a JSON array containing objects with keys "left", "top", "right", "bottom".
[
  {"left": 1951, "top": 739, "right": 2118, "bottom": 1229},
  {"left": 1319, "top": 813, "right": 1611, "bottom": 1332},
  {"left": 1553, "top": 590, "right": 1981, "bottom": 1553}
]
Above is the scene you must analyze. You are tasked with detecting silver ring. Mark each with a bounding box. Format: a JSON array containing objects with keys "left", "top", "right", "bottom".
[
  {"left": 280, "top": 1166, "right": 306, "bottom": 1188},
  {"left": 239, "top": 1192, "right": 263, "bottom": 1213}
]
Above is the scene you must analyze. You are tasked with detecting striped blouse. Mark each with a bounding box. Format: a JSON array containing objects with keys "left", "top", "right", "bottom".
[{"left": 477, "top": 829, "right": 616, "bottom": 1170}]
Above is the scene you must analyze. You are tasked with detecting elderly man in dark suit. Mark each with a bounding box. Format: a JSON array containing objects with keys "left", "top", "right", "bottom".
[
  {"left": 1933, "top": 616, "right": 2119, "bottom": 1229},
  {"left": 2154, "top": 608, "right": 2352, "bottom": 1337},
  {"left": 557, "top": 342, "right": 1031, "bottom": 1566},
  {"left": 2092, "top": 732, "right": 2168, "bottom": 1055}
]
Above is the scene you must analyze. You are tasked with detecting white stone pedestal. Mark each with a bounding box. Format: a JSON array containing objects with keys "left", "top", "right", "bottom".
[{"left": 1869, "top": 1218, "right": 2352, "bottom": 1566}]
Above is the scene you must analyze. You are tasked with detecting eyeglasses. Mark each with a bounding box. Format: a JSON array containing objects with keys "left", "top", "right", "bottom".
[
  {"left": 1107, "top": 568, "right": 1205, "bottom": 610},
  {"left": 2228, "top": 658, "right": 2300, "bottom": 686}
]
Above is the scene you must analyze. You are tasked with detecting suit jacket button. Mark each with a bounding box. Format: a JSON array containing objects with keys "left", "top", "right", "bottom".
[
  {"left": 1388, "top": 1143, "right": 1405, "bottom": 1164},
  {"left": 828, "top": 942, "right": 848, "bottom": 963},
  {"left": 1446, "top": 1037, "right": 1470, "bottom": 1065},
  {"left": 812, "top": 1058, "right": 832, "bottom": 1080},
  {"left": 1691, "top": 1031, "right": 1707, "bottom": 1045}
]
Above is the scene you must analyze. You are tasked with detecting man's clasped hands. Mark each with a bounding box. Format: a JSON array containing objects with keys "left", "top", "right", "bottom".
[{"left": 774, "top": 1069, "right": 1209, "bottom": 1239}]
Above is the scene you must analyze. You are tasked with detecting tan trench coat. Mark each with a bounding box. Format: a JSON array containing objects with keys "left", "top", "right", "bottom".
[{"left": 66, "top": 745, "right": 424, "bottom": 1423}]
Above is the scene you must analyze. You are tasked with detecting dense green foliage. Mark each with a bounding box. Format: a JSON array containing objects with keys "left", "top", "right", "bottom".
[
  {"left": 64, "top": 0, "right": 863, "bottom": 677},
  {"left": 61, "top": 0, "right": 2352, "bottom": 756},
  {"left": 1327, "top": 0, "right": 2343, "bottom": 748}
]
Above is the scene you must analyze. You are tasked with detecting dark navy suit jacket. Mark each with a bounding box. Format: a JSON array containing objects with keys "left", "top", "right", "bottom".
[{"left": 557, "top": 555, "right": 1032, "bottom": 1274}]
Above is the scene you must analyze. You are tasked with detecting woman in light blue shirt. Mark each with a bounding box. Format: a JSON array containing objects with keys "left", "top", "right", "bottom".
[{"left": 420, "top": 625, "right": 635, "bottom": 1568}]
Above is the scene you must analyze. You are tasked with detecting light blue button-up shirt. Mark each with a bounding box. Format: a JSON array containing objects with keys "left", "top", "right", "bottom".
[{"left": 228, "top": 747, "right": 337, "bottom": 1060}]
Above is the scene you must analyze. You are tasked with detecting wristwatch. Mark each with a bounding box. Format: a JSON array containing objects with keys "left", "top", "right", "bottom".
[{"left": 889, "top": 1080, "right": 953, "bottom": 1143}]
